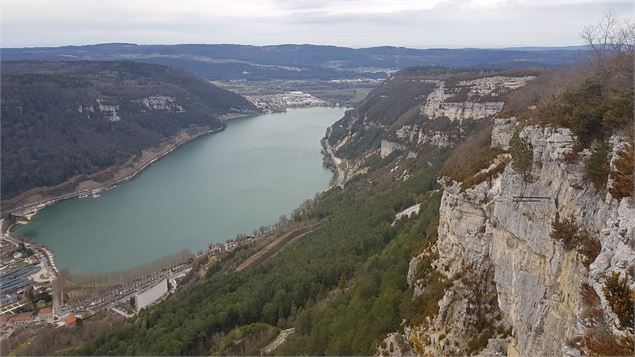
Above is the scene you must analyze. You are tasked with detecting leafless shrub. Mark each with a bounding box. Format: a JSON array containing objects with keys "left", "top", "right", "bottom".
[{"left": 581, "top": 12, "right": 635, "bottom": 84}]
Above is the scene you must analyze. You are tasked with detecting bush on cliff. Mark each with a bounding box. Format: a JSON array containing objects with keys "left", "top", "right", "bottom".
[
  {"left": 603, "top": 272, "right": 635, "bottom": 330},
  {"left": 509, "top": 130, "right": 533, "bottom": 179},
  {"left": 609, "top": 143, "right": 634, "bottom": 199},
  {"left": 550, "top": 215, "right": 579, "bottom": 250},
  {"left": 585, "top": 140, "right": 610, "bottom": 190}
]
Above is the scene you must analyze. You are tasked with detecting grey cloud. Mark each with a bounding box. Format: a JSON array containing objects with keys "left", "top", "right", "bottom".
[{"left": 1, "top": 0, "right": 632, "bottom": 48}]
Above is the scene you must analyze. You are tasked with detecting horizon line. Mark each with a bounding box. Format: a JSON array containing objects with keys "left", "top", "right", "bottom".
[{"left": 1, "top": 42, "right": 588, "bottom": 51}]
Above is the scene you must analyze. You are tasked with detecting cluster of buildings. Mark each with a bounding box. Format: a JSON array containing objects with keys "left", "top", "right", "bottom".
[
  {"left": 246, "top": 91, "right": 328, "bottom": 113},
  {"left": 0, "top": 230, "right": 65, "bottom": 342},
  {"left": 0, "top": 307, "right": 53, "bottom": 327},
  {"left": 207, "top": 240, "right": 240, "bottom": 256},
  {"left": 0, "top": 211, "right": 278, "bottom": 340},
  {"left": 0, "top": 236, "right": 52, "bottom": 306}
]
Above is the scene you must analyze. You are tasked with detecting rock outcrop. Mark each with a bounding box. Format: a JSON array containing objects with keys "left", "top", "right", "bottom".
[
  {"left": 135, "top": 96, "right": 185, "bottom": 112},
  {"left": 96, "top": 98, "right": 121, "bottom": 122},
  {"left": 399, "top": 122, "right": 634, "bottom": 356},
  {"left": 491, "top": 117, "right": 518, "bottom": 150},
  {"left": 421, "top": 77, "right": 533, "bottom": 122},
  {"left": 327, "top": 74, "right": 533, "bottom": 188}
]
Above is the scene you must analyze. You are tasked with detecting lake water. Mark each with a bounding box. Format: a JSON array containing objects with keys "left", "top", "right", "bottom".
[{"left": 13, "top": 107, "right": 346, "bottom": 273}]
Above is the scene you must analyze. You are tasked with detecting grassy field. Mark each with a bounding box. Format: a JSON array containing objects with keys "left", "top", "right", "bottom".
[{"left": 354, "top": 88, "right": 370, "bottom": 102}]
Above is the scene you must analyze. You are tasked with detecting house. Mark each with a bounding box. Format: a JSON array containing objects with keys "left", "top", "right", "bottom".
[
  {"left": 9, "top": 312, "right": 34, "bottom": 326},
  {"left": 37, "top": 307, "right": 53, "bottom": 323}
]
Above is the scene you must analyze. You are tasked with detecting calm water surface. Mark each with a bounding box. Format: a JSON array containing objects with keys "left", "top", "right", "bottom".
[{"left": 14, "top": 107, "right": 345, "bottom": 273}]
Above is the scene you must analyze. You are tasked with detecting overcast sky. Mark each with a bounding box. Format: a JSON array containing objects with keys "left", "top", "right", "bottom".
[{"left": 1, "top": 0, "right": 632, "bottom": 48}]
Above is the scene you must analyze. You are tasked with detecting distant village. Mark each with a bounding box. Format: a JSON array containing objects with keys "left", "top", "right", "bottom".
[{"left": 246, "top": 91, "right": 329, "bottom": 113}]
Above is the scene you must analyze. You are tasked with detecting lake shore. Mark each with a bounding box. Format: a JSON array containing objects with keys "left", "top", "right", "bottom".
[
  {"left": 321, "top": 128, "right": 346, "bottom": 188},
  {"left": 10, "top": 107, "right": 344, "bottom": 274},
  {"left": 1, "top": 123, "right": 234, "bottom": 217},
  {"left": 1, "top": 124, "right": 232, "bottom": 280}
]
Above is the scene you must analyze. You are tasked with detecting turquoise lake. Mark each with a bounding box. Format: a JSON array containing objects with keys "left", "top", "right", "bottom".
[{"left": 13, "top": 107, "right": 346, "bottom": 273}]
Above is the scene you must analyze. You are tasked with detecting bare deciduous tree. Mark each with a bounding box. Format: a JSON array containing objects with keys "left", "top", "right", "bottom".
[{"left": 581, "top": 12, "right": 635, "bottom": 82}]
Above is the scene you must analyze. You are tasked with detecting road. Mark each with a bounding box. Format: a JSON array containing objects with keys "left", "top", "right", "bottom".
[
  {"left": 322, "top": 131, "right": 345, "bottom": 187},
  {"left": 235, "top": 225, "right": 316, "bottom": 272},
  {"left": 57, "top": 265, "right": 191, "bottom": 318},
  {"left": 2, "top": 231, "right": 59, "bottom": 278}
]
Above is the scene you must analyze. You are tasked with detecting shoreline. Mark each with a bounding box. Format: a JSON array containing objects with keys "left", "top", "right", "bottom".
[
  {"left": 4, "top": 107, "right": 340, "bottom": 280},
  {"left": 0, "top": 123, "right": 234, "bottom": 280},
  {"left": 2, "top": 115, "right": 260, "bottom": 217},
  {"left": 321, "top": 127, "right": 346, "bottom": 188}
]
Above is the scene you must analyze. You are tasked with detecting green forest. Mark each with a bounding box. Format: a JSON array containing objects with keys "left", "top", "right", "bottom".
[
  {"left": 1, "top": 61, "right": 257, "bottom": 200},
  {"left": 66, "top": 153, "right": 445, "bottom": 355}
]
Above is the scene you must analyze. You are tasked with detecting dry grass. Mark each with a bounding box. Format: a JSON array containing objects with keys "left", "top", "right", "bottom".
[
  {"left": 411, "top": 271, "right": 450, "bottom": 325},
  {"left": 498, "top": 65, "right": 589, "bottom": 120},
  {"left": 583, "top": 328, "right": 634, "bottom": 356},
  {"left": 580, "top": 282, "right": 601, "bottom": 308},
  {"left": 460, "top": 156, "right": 510, "bottom": 192},
  {"left": 609, "top": 143, "right": 634, "bottom": 200},
  {"left": 439, "top": 121, "right": 499, "bottom": 184}
]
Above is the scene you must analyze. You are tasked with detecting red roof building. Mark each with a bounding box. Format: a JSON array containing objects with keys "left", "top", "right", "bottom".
[
  {"left": 37, "top": 307, "right": 53, "bottom": 322},
  {"left": 9, "top": 312, "right": 34, "bottom": 325},
  {"left": 65, "top": 315, "right": 77, "bottom": 326}
]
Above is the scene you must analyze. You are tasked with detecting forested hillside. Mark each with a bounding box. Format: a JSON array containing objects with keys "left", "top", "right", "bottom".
[
  {"left": 17, "top": 141, "right": 447, "bottom": 355},
  {"left": 1, "top": 61, "right": 258, "bottom": 201}
]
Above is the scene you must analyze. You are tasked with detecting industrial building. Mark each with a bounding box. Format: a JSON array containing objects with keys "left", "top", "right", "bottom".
[
  {"left": 0, "top": 265, "right": 39, "bottom": 296},
  {"left": 134, "top": 279, "right": 168, "bottom": 310}
]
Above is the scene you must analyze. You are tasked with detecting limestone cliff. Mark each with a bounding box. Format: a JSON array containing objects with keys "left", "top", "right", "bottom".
[
  {"left": 383, "top": 120, "right": 634, "bottom": 356},
  {"left": 327, "top": 73, "right": 533, "bottom": 186},
  {"left": 328, "top": 68, "right": 632, "bottom": 356}
]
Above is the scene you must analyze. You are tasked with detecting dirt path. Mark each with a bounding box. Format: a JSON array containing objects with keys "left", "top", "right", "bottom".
[{"left": 235, "top": 225, "right": 316, "bottom": 272}]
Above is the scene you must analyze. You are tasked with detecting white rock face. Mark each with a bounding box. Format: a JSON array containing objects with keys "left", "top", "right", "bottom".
[
  {"left": 393, "top": 203, "right": 421, "bottom": 226},
  {"left": 135, "top": 96, "right": 184, "bottom": 112},
  {"left": 376, "top": 332, "right": 415, "bottom": 357},
  {"left": 491, "top": 117, "right": 518, "bottom": 150},
  {"left": 76, "top": 104, "right": 95, "bottom": 114},
  {"left": 96, "top": 98, "right": 121, "bottom": 122},
  {"left": 380, "top": 139, "right": 407, "bottom": 158},
  {"left": 396, "top": 125, "right": 452, "bottom": 148},
  {"left": 423, "top": 97, "right": 503, "bottom": 122},
  {"left": 405, "top": 125, "right": 634, "bottom": 356},
  {"left": 421, "top": 77, "right": 533, "bottom": 122}
]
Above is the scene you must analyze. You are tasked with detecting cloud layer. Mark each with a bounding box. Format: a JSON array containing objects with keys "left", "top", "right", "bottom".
[{"left": 1, "top": 0, "right": 632, "bottom": 48}]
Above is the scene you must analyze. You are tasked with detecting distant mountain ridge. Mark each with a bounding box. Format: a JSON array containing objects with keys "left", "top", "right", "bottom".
[{"left": 1, "top": 43, "right": 586, "bottom": 80}]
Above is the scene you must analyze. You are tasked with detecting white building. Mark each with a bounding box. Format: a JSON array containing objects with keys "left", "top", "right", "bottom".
[{"left": 134, "top": 278, "right": 168, "bottom": 310}]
